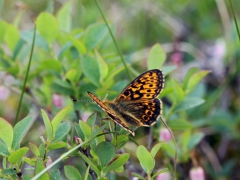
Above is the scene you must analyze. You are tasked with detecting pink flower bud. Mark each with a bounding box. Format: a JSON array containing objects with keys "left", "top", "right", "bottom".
[
  {"left": 189, "top": 167, "right": 205, "bottom": 180},
  {"left": 52, "top": 94, "right": 63, "bottom": 108},
  {"left": 170, "top": 51, "right": 182, "bottom": 67},
  {"left": 156, "top": 171, "right": 171, "bottom": 180},
  {"left": 213, "top": 39, "right": 226, "bottom": 59},
  {"left": 0, "top": 86, "right": 10, "bottom": 101},
  {"left": 46, "top": 156, "right": 52, "bottom": 167},
  {"left": 159, "top": 128, "right": 172, "bottom": 142},
  {"left": 81, "top": 111, "right": 92, "bottom": 122},
  {"left": 74, "top": 136, "right": 82, "bottom": 144}
]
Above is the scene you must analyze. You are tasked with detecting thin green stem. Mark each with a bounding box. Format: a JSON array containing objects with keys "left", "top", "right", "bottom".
[
  {"left": 14, "top": 24, "right": 36, "bottom": 125},
  {"left": 229, "top": 0, "right": 240, "bottom": 42},
  {"left": 94, "top": 0, "right": 132, "bottom": 80},
  {"left": 160, "top": 117, "right": 177, "bottom": 180}
]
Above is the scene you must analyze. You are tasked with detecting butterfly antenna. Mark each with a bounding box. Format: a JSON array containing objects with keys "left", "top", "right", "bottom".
[
  {"left": 72, "top": 99, "right": 94, "bottom": 103},
  {"left": 160, "top": 116, "right": 178, "bottom": 180}
]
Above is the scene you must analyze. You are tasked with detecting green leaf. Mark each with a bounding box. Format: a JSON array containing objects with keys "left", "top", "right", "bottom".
[
  {"left": 48, "top": 141, "right": 67, "bottom": 150},
  {"left": 173, "top": 97, "right": 205, "bottom": 112},
  {"left": 96, "top": 142, "right": 115, "bottom": 167},
  {"left": 5, "top": 23, "right": 20, "bottom": 52},
  {"left": 12, "top": 116, "right": 32, "bottom": 150},
  {"left": 89, "top": 124, "right": 107, "bottom": 139},
  {"left": 151, "top": 142, "right": 164, "bottom": 158},
  {"left": 21, "top": 31, "right": 50, "bottom": 51},
  {"left": 92, "top": 127, "right": 106, "bottom": 152},
  {"left": 64, "top": 165, "right": 82, "bottom": 180},
  {"left": 84, "top": 23, "right": 108, "bottom": 50},
  {"left": 8, "top": 147, "right": 29, "bottom": 164},
  {"left": 35, "top": 158, "right": 50, "bottom": 180},
  {"left": 1, "top": 168, "right": 17, "bottom": 175},
  {"left": 113, "top": 166, "right": 124, "bottom": 173},
  {"left": 0, "top": 117, "right": 13, "bottom": 147},
  {"left": 75, "top": 124, "right": 84, "bottom": 142},
  {"left": 131, "top": 172, "right": 145, "bottom": 179},
  {"left": 152, "top": 168, "right": 169, "bottom": 178},
  {"left": 111, "top": 135, "right": 129, "bottom": 150},
  {"left": 159, "top": 87, "right": 173, "bottom": 98},
  {"left": 49, "top": 169, "right": 60, "bottom": 180},
  {"left": 65, "top": 69, "right": 81, "bottom": 83},
  {"left": 171, "top": 79, "right": 185, "bottom": 102},
  {"left": 188, "top": 133, "right": 204, "bottom": 150},
  {"left": 79, "top": 121, "right": 92, "bottom": 140},
  {"left": 51, "top": 79, "right": 74, "bottom": 95},
  {"left": 29, "top": 142, "right": 40, "bottom": 157},
  {"left": 185, "top": 70, "right": 210, "bottom": 93},
  {"left": 37, "top": 12, "right": 59, "bottom": 43},
  {"left": 136, "top": 145, "right": 154, "bottom": 173},
  {"left": 52, "top": 122, "right": 71, "bottom": 142},
  {"left": 39, "top": 143, "right": 45, "bottom": 159},
  {"left": 102, "top": 153, "right": 130, "bottom": 174},
  {"left": 0, "top": 140, "right": 10, "bottom": 156},
  {"left": 95, "top": 50, "right": 109, "bottom": 83},
  {"left": 78, "top": 150, "right": 100, "bottom": 176},
  {"left": 161, "top": 65, "right": 177, "bottom": 75},
  {"left": 86, "top": 113, "right": 97, "bottom": 127},
  {"left": 168, "top": 119, "right": 193, "bottom": 131},
  {"left": 24, "top": 157, "right": 35, "bottom": 166},
  {"left": 41, "top": 109, "right": 53, "bottom": 139},
  {"left": 39, "top": 59, "right": 62, "bottom": 72},
  {"left": 181, "top": 130, "right": 191, "bottom": 151},
  {"left": 56, "top": 1, "right": 72, "bottom": 32},
  {"left": 162, "top": 141, "right": 175, "bottom": 158},
  {"left": 81, "top": 55, "right": 100, "bottom": 87},
  {"left": 147, "top": 43, "right": 166, "bottom": 70},
  {"left": 182, "top": 67, "right": 199, "bottom": 90},
  {"left": 67, "top": 34, "right": 86, "bottom": 54},
  {"left": 51, "top": 106, "right": 72, "bottom": 136},
  {"left": 0, "top": 20, "right": 7, "bottom": 44}
]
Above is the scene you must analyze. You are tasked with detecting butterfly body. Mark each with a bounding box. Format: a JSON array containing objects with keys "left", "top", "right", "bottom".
[{"left": 87, "top": 69, "right": 164, "bottom": 136}]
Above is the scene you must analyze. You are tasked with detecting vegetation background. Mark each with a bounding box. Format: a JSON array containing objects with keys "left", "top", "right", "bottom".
[{"left": 0, "top": 0, "right": 239, "bottom": 179}]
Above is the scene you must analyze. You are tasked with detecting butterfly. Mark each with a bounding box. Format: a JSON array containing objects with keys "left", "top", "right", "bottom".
[{"left": 87, "top": 69, "right": 164, "bottom": 136}]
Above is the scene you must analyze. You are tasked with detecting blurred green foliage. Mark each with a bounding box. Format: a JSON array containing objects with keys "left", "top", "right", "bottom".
[{"left": 0, "top": 0, "right": 240, "bottom": 179}]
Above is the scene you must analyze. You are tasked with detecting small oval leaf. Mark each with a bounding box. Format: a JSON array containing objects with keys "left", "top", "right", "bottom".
[
  {"left": 81, "top": 55, "right": 100, "bottom": 87},
  {"left": 12, "top": 116, "right": 32, "bottom": 150},
  {"left": 148, "top": 43, "right": 166, "bottom": 70},
  {"left": 168, "top": 119, "right": 193, "bottom": 131},
  {"left": 0, "top": 117, "right": 13, "bottom": 147},
  {"left": 64, "top": 165, "right": 82, "bottom": 180},
  {"left": 96, "top": 142, "right": 115, "bottom": 167},
  {"left": 37, "top": 12, "right": 59, "bottom": 43},
  {"left": 102, "top": 153, "right": 130, "bottom": 174},
  {"left": 137, "top": 145, "right": 154, "bottom": 173},
  {"left": 8, "top": 147, "right": 29, "bottom": 164},
  {"left": 51, "top": 106, "right": 72, "bottom": 136},
  {"left": 52, "top": 122, "right": 71, "bottom": 142},
  {"left": 173, "top": 97, "right": 205, "bottom": 112}
]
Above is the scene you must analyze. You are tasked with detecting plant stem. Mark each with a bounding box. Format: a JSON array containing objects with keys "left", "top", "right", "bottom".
[{"left": 14, "top": 23, "right": 36, "bottom": 125}]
